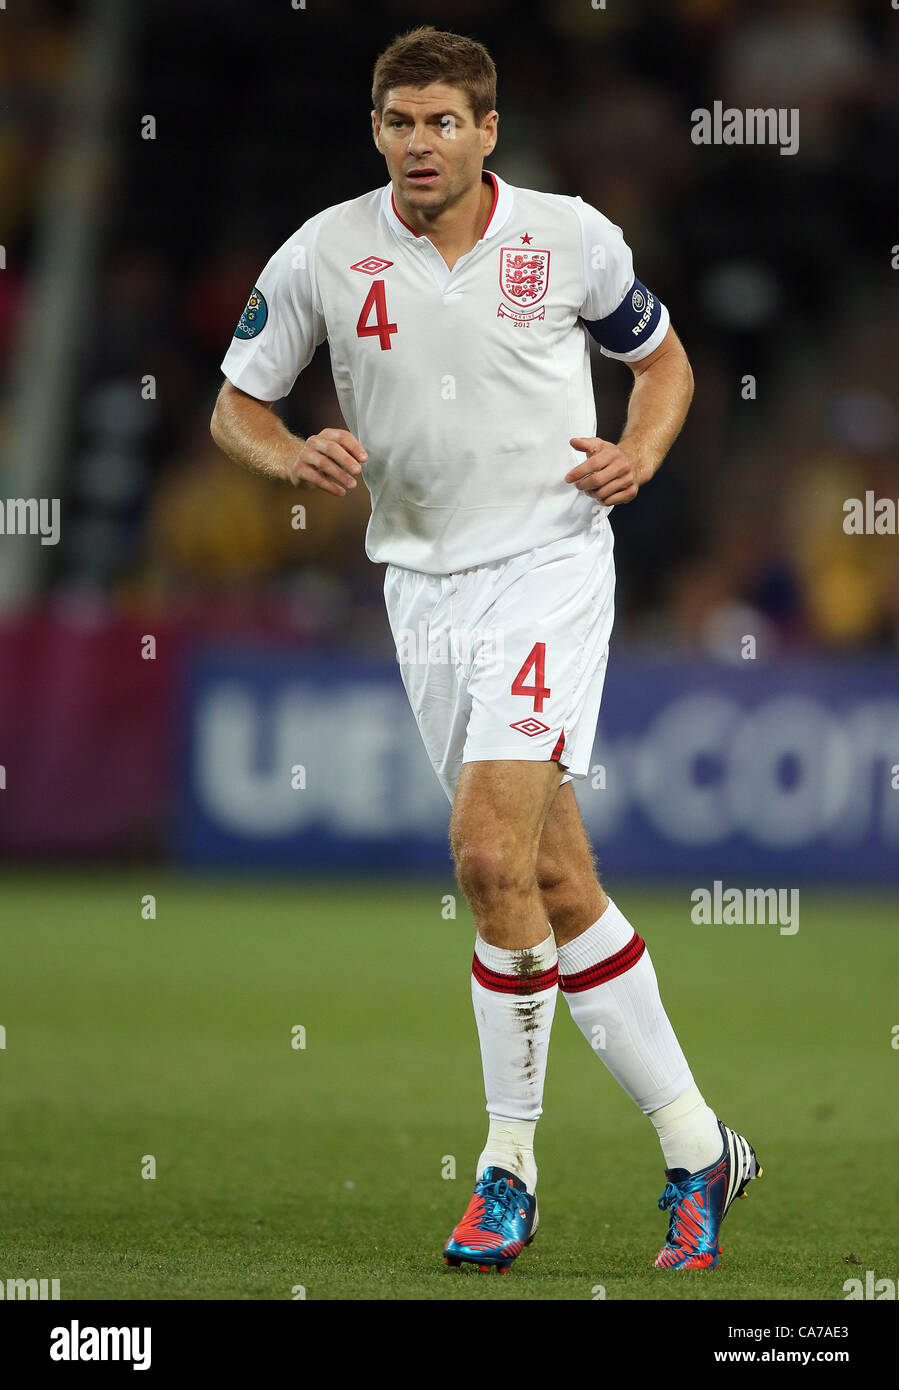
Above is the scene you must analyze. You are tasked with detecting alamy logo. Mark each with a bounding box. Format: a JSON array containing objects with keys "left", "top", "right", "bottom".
[
  {"left": 0, "top": 1276, "right": 60, "bottom": 1299},
  {"left": 0, "top": 497, "right": 60, "bottom": 545},
  {"left": 691, "top": 102, "right": 799, "bottom": 157},
  {"left": 843, "top": 493, "right": 899, "bottom": 535},
  {"left": 395, "top": 623, "right": 504, "bottom": 676},
  {"left": 690, "top": 881, "right": 799, "bottom": 935},
  {"left": 843, "top": 1271, "right": 898, "bottom": 1300},
  {"left": 50, "top": 1321, "right": 151, "bottom": 1371}
]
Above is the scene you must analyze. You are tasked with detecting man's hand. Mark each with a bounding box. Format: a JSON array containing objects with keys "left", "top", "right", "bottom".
[
  {"left": 288, "top": 428, "right": 368, "bottom": 496},
  {"left": 566, "top": 437, "right": 642, "bottom": 506},
  {"left": 210, "top": 383, "right": 369, "bottom": 491}
]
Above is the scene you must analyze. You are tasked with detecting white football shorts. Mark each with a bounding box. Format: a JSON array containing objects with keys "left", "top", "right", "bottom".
[{"left": 383, "top": 518, "right": 615, "bottom": 803}]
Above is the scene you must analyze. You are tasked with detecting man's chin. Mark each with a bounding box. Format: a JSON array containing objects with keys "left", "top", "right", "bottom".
[
  {"left": 405, "top": 180, "right": 446, "bottom": 203},
  {"left": 398, "top": 185, "right": 450, "bottom": 219}
]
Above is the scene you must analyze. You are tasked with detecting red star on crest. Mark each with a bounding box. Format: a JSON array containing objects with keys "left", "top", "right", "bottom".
[{"left": 520, "top": 233, "right": 533, "bottom": 245}]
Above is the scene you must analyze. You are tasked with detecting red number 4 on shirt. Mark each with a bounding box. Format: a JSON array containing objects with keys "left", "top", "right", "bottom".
[
  {"left": 512, "top": 642, "right": 551, "bottom": 712},
  {"left": 356, "top": 281, "right": 398, "bottom": 350}
]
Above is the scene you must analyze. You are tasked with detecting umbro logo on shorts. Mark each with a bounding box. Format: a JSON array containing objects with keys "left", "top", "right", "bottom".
[{"left": 510, "top": 718, "right": 550, "bottom": 737}]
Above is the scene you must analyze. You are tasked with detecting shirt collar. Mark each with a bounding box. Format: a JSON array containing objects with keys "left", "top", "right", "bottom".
[{"left": 382, "top": 169, "right": 513, "bottom": 245}]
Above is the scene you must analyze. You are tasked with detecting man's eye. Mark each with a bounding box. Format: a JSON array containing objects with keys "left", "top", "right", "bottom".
[{"left": 390, "top": 121, "right": 405, "bottom": 129}]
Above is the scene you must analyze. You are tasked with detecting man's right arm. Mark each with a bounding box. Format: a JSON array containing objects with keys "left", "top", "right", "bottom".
[{"left": 210, "top": 380, "right": 366, "bottom": 496}]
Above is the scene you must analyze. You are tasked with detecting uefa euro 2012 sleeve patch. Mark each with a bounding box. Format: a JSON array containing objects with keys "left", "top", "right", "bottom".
[{"left": 233, "top": 287, "right": 268, "bottom": 339}]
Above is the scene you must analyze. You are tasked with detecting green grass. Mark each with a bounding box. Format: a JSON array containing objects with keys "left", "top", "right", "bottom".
[{"left": 1, "top": 872, "right": 896, "bottom": 1300}]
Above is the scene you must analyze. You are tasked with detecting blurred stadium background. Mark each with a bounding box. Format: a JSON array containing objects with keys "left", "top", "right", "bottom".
[
  {"left": 1, "top": 0, "right": 897, "bottom": 1301},
  {"left": 1, "top": 0, "right": 898, "bottom": 875}
]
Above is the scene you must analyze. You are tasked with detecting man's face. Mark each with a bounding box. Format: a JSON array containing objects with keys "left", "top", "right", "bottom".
[{"left": 372, "top": 82, "right": 497, "bottom": 216}]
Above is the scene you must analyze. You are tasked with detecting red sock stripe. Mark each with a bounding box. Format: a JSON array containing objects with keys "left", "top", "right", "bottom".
[
  {"left": 471, "top": 953, "right": 559, "bottom": 995},
  {"left": 558, "top": 930, "right": 645, "bottom": 993}
]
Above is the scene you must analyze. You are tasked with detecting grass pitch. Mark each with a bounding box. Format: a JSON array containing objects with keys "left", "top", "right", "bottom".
[{"left": 2, "top": 872, "right": 896, "bottom": 1301}]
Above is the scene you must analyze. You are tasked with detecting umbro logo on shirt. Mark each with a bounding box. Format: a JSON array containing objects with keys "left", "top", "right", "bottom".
[{"left": 350, "top": 257, "right": 394, "bottom": 275}]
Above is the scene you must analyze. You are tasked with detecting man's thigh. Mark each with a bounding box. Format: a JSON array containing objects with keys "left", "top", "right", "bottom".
[{"left": 449, "top": 759, "right": 564, "bottom": 866}]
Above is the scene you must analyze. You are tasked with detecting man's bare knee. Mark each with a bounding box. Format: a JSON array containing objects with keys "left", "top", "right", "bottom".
[
  {"left": 453, "top": 838, "right": 534, "bottom": 912},
  {"left": 448, "top": 761, "right": 562, "bottom": 946}
]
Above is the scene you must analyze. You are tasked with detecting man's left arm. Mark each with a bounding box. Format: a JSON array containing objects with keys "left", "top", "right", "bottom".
[{"left": 567, "top": 325, "right": 694, "bottom": 505}]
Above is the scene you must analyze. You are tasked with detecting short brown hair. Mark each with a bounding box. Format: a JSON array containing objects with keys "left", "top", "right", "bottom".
[{"left": 372, "top": 25, "right": 497, "bottom": 125}]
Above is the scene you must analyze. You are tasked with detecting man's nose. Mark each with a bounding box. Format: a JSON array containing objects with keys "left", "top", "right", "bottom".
[{"left": 407, "top": 125, "right": 433, "bottom": 154}]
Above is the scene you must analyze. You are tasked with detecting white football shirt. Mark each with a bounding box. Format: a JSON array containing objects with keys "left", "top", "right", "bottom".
[{"left": 220, "top": 170, "right": 669, "bottom": 574}]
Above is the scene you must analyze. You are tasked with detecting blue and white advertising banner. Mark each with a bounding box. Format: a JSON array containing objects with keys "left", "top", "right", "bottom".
[{"left": 176, "top": 649, "right": 899, "bottom": 882}]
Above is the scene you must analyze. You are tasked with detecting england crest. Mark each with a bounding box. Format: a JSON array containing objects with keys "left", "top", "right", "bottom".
[
  {"left": 498, "top": 247, "right": 550, "bottom": 323},
  {"left": 499, "top": 247, "right": 550, "bottom": 306}
]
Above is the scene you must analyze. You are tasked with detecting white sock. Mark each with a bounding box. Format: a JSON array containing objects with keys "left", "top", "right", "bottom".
[
  {"left": 556, "top": 899, "right": 693, "bottom": 1113},
  {"left": 471, "top": 929, "right": 558, "bottom": 1195},
  {"left": 648, "top": 1082, "right": 722, "bottom": 1173},
  {"left": 476, "top": 1117, "right": 538, "bottom": 1193}
]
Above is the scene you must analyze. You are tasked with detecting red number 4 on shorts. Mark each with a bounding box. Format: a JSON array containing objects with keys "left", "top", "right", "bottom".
[{"left": 511, "top": 642, "right": 551, "bottom": 712}]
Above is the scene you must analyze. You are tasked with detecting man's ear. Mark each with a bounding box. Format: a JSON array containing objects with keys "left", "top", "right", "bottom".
[
  {"left": 371, "top": 109, "right": 382, "bottom": 152},
  {"left": 481, "top": 110, "right": 498, "bottom": 159}
]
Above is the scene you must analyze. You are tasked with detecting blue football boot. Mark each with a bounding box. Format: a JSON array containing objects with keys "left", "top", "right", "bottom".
[
  {"left": 444, "top": 1167, "right": 538, "bottom": 1273},
  {"left": 654, "top": 1121, "right": 763, "bottom": 1269}
]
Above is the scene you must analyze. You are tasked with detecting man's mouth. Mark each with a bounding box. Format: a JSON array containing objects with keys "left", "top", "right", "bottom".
[{"left": 406, "top": 168, "right": 439, "bottom": 184}]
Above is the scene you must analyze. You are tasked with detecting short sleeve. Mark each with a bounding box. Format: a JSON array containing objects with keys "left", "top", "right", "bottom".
[
  {"left": 571, "top": 196, "right": 670, "bottom": 362},
  {"left": 220, "top": 210, "right": 328, "bottom": 401}
]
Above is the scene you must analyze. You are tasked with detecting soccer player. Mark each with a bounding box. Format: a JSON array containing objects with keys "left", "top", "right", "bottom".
[{"left": 210, "top": 25, "right": 761, "bottom": 1274}]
